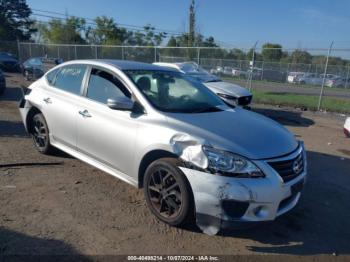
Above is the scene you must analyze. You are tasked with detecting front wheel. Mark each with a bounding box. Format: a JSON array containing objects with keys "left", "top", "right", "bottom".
[
  {"left": 143, "top": 158, "right": 194, "bottom": 226},
  {"left": 31, "top": 113, "right": 53, "bottom": 154}
]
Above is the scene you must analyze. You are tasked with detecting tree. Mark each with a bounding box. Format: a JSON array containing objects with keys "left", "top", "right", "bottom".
[
  {"left": 0, "top": 0, "right": 36, "bottom": 41},
  {"left": 41, "top": 17, "right": 86, "bottom": 44},
  {"left": 86, "top": 16, "right": 132, "bottom": 45},
  {"left": 127, "top": 24, "right": 166, "bottom": 46},
  {"left": 225, "top": 48, "right": 246, "bottom": 60},
  {"left": 262, "top": 43, "right": 283, "bottom": 61},
  {"left": 288, "top": 49, "right": 312, "bottom": 64}
]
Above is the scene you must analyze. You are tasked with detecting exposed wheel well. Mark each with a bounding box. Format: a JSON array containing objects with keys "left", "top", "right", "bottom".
[
  {"left": 26, "top": 107, "right": 42, "bottom": 134},
  {"left": 138, "top": 150, "right": 178, "bottom": 188}
]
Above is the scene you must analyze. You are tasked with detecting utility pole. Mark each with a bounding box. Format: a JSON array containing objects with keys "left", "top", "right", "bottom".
[
  {"left": 318, "top": 41, "right": 333, "bottom": 111},
  {"left": 187, "top": 0, "right": 196, "bottom": 60},
  {"left": 188, "top": 0, "right": 195, "bottom": 48}
]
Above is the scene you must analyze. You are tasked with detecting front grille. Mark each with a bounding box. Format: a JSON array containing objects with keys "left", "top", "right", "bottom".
[{"left": 268, "top": 152, "right": 304, "bottom": 182}]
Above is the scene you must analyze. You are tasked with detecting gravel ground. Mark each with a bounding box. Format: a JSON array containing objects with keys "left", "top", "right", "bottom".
[{"left": 0, "top": 73, "right": 350, "bottom": 258}]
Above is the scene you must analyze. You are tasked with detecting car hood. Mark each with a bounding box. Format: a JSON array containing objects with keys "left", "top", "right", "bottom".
[
  {"left": 165, "top": 108, "right": 298, "bottom": 160},
  {"left": 187, "top": 72, "right": 220, "bottom": 82},
  {"left": 204, "top": 81, "right": 252, "bottom": 98}
]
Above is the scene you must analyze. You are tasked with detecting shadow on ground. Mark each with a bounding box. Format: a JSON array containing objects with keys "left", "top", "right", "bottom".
[
  {"left": 0, "top": 227, "right": 90, "bottom": 259},
  {"left": 0, "top": 120, "right": 28, "bottom": 138},
  {"left": 181, "top": 151, "right": 350, "bottom": 255},
  {"left": 254, "top": 107, "right": 315, "bottom": 127},
  {"left": 0, "top": 86, "right": 22, "bottom": 102}
]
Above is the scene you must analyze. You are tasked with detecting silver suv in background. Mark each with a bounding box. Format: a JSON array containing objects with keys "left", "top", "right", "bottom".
[
  {"left": 153, "top": 62, "right": 252, "bottom": 107},
  {"left": 19, "top": 60, "right": 307, "bottom": 235}
]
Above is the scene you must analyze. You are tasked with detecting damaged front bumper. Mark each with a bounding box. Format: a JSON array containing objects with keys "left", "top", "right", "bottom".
[{"left": 179, "top": 144, "right": 307, "bottom": 235}]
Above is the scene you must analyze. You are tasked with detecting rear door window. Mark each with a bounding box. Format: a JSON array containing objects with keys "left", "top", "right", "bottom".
[
  {"left": 86, "top": 68, "right": 130, "bottom": 104},
  {"left": 53, "top": 64, "right": 87, "bottom": 95},
  {"left": 46, "top": 68, "right": 59, "bottom": 85}
]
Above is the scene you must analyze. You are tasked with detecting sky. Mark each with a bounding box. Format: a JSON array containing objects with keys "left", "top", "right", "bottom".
[{"left": 27, "top": 0, "right": 350, "bottom": 52}]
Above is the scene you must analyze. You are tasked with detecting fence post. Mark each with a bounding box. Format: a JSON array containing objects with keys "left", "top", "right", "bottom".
[
  {"left": 57, "top": 46, "right": 60, "bottom": 58},
  {"left": 16, "top": 40, "right": 20, "bottom": 60},
  {"left": 121, "top": 46, "right": 124, "bottom": 60},
  {"left": 248, "top": 41, "right": 258, "bottom": 91},
  {"left": 95, "top": 45, "right": 98, "bottom": 59},
  {"left": 318, "top": 41, "right": 333, "bottom": 111},
  {"left": 197, "top": 47, "right": 200, "bottom": 65},
  {"left": 29, "top": 43, "right": 32, "bottom": 57},
  {"left": 74, "top": 45, "right": 77, "bottom": 59},
  {"left": 154, "top": 46, "right": 157, "bottom": 62},
  {"left": 345, "top": 66, "right": 350, "bottom": 89}
]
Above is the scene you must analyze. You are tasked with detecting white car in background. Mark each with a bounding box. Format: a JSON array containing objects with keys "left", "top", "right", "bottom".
[
  {"left": 297, "top": 73, "right": 323, "bottom": 85},
  {"left": 287, "top": 72, "right": 305, "bottom": 83},
  {"left": 344, "top": 118, "right": 350, "bottom": 137},
  {"left": 154, "top": 62, "right": 253, "bottom": 107},
  {"left": 232, "top": 68, "right": 248, "bottom": 77},
  {"left": 210, "top": 66, "right": 223, "bottom": 74}
]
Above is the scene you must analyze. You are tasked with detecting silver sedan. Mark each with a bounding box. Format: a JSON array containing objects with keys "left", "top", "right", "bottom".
[{"left": 19, "top": 60, "right": 307, "bottom": 235}]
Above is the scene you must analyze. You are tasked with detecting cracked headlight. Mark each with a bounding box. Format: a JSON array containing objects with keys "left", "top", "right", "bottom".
[{"left": 203, "top": 146, "right": 265, "bottom": 178}]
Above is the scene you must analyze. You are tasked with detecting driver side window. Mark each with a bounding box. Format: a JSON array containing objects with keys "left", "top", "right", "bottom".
[{"left": 86, "top": 68, "right": 130, "bottom": 104}]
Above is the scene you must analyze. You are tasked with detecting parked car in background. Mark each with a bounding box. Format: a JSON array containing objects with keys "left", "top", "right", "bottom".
[
  {"left": 153, "top": 62, "right": 253, "bottom": 107},
  {"left": 344, "top": 118, "right": 350, "bottom": 137},
  {"left": 21, "top": 57, "right": 64, "bottom": 81},
  {"left": 287, "top": 72, "right": 305, "bottom": 83},
  {"left": 0, "top": 69, "right": 6, "bottom": 95},
  {"left": 19, "top": 59, "right": 307, "bottom": 234},
  {"left": 262, "top": 69, "right": 287, "bottom": 82},
  {"left": 297, "top": 73, "right": 323, "bottom": 85},
  {"left": 247, "top": 67, "right": 263, "bottom": 80},
  {"left": 0, "top": 52, "right": 20, "bottom": 72},
  {"left": 325, "top": 76, "right": 349, "bottom": 88},
  {"left": 223, "top": 66, "right": 233, "bottom": 76},
  {"left": 232, "top": 68, "right": 248, "bottom": 77},
  {"left": 209, "top": 66, "right": 223, "bottom": 75}
]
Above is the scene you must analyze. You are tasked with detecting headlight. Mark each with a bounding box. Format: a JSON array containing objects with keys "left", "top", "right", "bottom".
[{"left": 202, "top": 146, "right": 265, "bottom": 178}]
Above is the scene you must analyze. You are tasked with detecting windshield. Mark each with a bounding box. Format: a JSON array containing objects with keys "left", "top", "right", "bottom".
[
  {"left": 179, "top": 63, "right": 208, "bottom": 74},
  {"left": 125, "top": 70, "right": 225, "bottom": 113},
  {"left": 178, "top": 63, "right": 221, "bottom": 83}
]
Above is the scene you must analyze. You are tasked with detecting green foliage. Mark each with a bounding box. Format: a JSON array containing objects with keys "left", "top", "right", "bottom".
[
  {"left": 0, "top": 0, "right": 36, "bottom": 41},
  {"left": 40, "top": 17, "right": 86, "bottom": 44},
  {"left": 288, "top": 49, "right": 312, "bottom": 64},
  {"left": 262, "top": 43, "right": 283, "bottom": 61}
]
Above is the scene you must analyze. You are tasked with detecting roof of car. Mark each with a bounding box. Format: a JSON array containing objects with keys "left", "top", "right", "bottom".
[{"left": 94, "top": 59, "right": 178, "bottom": 71}]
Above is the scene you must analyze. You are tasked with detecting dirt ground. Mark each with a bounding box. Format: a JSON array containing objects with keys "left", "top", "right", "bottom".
[{"left": 0, "top": 73, "right": 350, "bottom": 258}]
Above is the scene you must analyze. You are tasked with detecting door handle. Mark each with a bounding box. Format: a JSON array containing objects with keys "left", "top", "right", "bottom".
[
  {"left": 43, "top": 97, "right": 52, "bottom": 104},
  {"left": 79, "top": 110, "right": 92, "bottom": 118}
]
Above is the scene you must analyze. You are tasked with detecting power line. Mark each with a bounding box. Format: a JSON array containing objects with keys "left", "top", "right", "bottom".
[{"left": 31, "top": 8, "right": 184, "bottom": 35}]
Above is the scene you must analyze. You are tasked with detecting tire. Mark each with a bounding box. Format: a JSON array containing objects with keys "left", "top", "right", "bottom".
[
  {"left": 143, "top": 158, "right": 194, "bottom": 226},
  {"left": 31, "top": 113, "right": 53, "bottom": 154}
]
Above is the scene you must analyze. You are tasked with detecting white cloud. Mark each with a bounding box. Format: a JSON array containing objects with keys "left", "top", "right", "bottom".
[{"left": 300, "top": 7, "right": 350, "bottom": 24}]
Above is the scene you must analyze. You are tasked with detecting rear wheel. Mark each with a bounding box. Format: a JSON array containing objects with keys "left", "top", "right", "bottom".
[
  {"left": 31, "top": 113, "right": 53, "bottom": 154},
  {"left": 143, "top": 158, "right": 194, "bottom": 226}
]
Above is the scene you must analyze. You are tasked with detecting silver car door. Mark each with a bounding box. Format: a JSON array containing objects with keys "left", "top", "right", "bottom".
[
  {"left": 44, "top": 64, "right": 88, "bottom": 149},
  {"left": 76, "top": 66, "right": 138, "bottom": 174}
]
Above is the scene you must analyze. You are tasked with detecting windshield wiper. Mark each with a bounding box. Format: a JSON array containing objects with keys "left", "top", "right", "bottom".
[{"left": 192, "top": 106, "right": 223, "bottom": 113}]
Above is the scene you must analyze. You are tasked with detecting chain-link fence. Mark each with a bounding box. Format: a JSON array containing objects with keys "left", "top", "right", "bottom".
[{"left": 1, "top": 41, "right": 350, "bottom": 113}]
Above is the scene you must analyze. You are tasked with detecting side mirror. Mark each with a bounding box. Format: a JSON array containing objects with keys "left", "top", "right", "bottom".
[{"left": 107, "top": 97, "right": 134, "bottom": 111}]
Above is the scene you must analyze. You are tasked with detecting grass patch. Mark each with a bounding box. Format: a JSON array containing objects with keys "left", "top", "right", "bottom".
[{"left": 252, "top": 90, "right": 350, "bottom": 113}]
